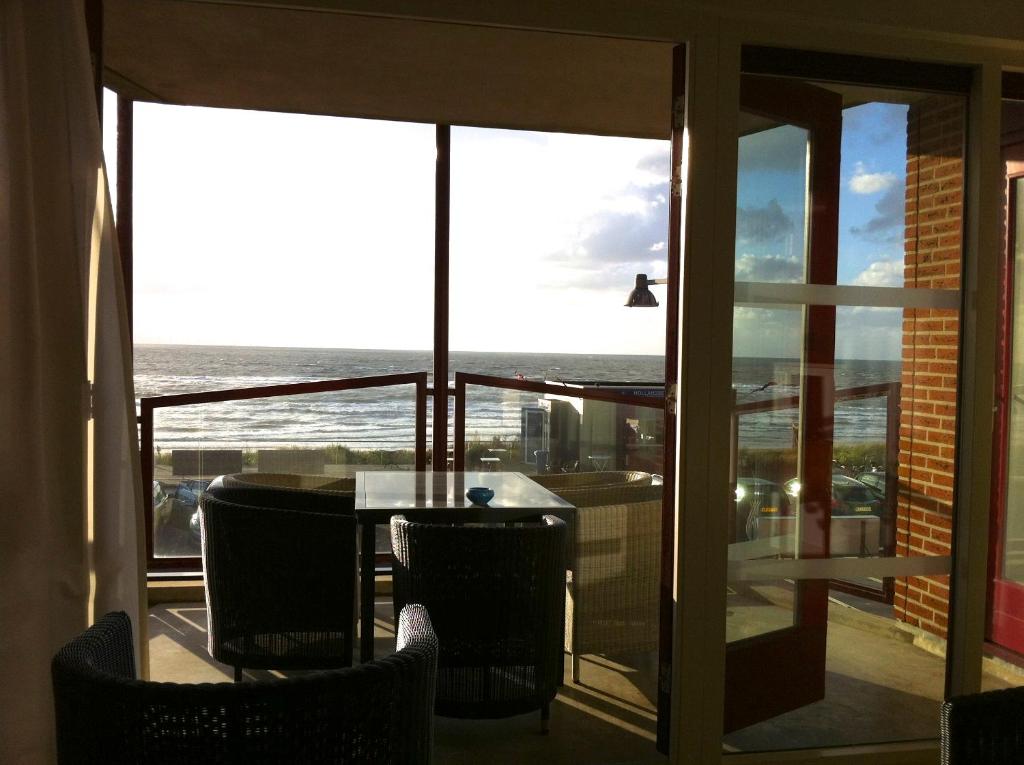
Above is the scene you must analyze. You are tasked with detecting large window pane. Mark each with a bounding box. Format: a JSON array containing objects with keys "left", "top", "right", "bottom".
[{"left": 724, "top": 72, "right": 973, "bottom": 751}]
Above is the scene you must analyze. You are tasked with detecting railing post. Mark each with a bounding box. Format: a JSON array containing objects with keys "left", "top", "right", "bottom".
[
  {"left": 453, "top": 374, "right": 466, "bottom": 471},
  {"left": 729, "top": 389, "right": 739, "bottom": 542},
  {"left": 885, "top": 381, "right": 901, "bottom": 557},
  {"left": 140, "top": 399, "right": 154, "bottom": 561},
  {"left": 415, "top": 373, "right": 428, "bottom": 471}
]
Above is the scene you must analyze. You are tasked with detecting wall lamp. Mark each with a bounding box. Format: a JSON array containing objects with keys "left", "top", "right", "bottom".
[{"left": 625, "top": 273, "right": 668, "bottom": 307}]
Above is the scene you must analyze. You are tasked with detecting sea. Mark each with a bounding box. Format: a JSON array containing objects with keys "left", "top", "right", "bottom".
[{"left": 134, "top": 344, "right": 900, "bottom": 452}]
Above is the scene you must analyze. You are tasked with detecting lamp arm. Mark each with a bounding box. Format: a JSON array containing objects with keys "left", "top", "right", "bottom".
[{"left": 646, "top": 278, "right": 669, "bottom": 286}]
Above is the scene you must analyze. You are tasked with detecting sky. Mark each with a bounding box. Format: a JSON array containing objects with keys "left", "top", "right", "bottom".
[
  {"left": 102, "top": 92, "right": 934, "bottom": 360},
  {"left": 733, "top": 101, "right": 912, "bottom": 360}
]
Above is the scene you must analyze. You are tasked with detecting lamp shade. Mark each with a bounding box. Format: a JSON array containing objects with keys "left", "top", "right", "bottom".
[{"left": 625, "top": 274, "right": 659, "bottom": 307}]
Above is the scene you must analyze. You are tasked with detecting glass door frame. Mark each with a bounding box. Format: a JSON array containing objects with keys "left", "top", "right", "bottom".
[
  {"left": 988, "top": 140, "right": 1024, "bottom": 654},
  {"left": 669, "top": 28, "right": 1002, "bottom": 763}
]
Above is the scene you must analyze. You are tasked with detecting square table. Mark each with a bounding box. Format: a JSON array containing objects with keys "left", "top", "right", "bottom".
[{"left": 354, "top": 470, "right": 576, "bottom": 662}]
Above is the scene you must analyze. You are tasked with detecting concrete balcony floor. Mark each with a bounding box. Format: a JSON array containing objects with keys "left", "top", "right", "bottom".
[{"left": 148, "top": 589, "right": 1021, "bottom": 762}]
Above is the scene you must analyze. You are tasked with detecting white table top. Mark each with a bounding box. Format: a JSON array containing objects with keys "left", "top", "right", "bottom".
[{"left": 355, "top": 471, "right": 574, "bottom": 512}]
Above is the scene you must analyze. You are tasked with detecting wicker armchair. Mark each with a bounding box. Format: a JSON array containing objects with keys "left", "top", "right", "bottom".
[
  {"left": 199, "top": 483, "right": 357, "bottom": 680},
  {"left": 531, "top": 470, "right": 652, "bottom": 492},
  {"left": 391, "top": 515, "right": 567, "bottom": 730},
  {"left": 217, "top": 471, "right": 356, "bottom": 495},
  {"left": 553, "top": 484, "right": 663, "bottom": 682},
  {"left": 52, "top": 608, "right": 438, "bottom": 764},
  {"left": 940, "top": 685, "right": 1024, "bottom": 764}
]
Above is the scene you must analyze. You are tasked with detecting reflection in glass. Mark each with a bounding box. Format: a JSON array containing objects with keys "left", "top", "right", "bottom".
[
  {"left": 1004, "top": 179, "right": 1024, "bottom": 584},
  {"left": 736, "top": 123, "right": 809, "bottom": 283}
]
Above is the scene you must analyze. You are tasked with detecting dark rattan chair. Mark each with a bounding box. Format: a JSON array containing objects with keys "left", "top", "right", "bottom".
[
  {"left": 391, "top": 514, "right": 567, "bottom": 731},
  {"left": 200, "top": 480, "right": 357, "bottom": 680},
  {"left": 940, "top": 685, "right": 1024, "bottom": 764},
  {"left": 52, "top": 609, "right": 437, "bottom": 764}
]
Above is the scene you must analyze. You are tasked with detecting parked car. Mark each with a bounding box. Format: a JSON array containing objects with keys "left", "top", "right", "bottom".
[
  {"left": 854, "top": 470, "right": 886, "bottom": 499},
  {"left": 153, "top": 479, "right": 208, "bottom": 556},
  {"left": 783, "top": 473, "right": 883, "bottom": 516},
  {"left": 152, "top": 481, "right": 170, "bottom": 526},
  {"left": 734, "top": 477, "right": 791, "bottom": 542}
]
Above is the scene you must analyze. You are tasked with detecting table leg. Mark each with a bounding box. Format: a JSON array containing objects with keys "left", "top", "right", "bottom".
[{"left": 360, "top": 521, "right": 376, "bottom": 662}]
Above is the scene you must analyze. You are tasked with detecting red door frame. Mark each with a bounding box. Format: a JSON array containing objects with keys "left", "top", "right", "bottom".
[
  {"left": 723, "top": 75, "right": 842, "bottom": 733},
  {"left": 988, "top": 141, "right": 1024, "bottom": 654}
]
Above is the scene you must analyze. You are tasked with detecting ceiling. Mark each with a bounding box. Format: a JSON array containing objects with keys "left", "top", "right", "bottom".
[{"left": 103, "top": 0, "right": 675, "bottom": 139}]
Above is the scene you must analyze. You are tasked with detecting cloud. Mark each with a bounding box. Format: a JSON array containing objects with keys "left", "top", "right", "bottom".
[
  {"left": 852, "top": 258, "right": 903, "bottom": 287},
  {"left": 849, "top": 162, "right": 898, "bottom": 195},
  {"left": 735, "top": 253, "right": 802, "bottom": 283},
  {"left": 552, "top": 177, "right": 668, "bottom": 270},
  {"left": 636, "top": 149, "right": 670, "bottom": 181},
  {"left": 835, "top": 306, "right": 901, "bottom": 360},
  {"left": 850, "top": 186, "right": 904, "bottom": 242},
  {"left": 738, "top": 125, "right": 808, "bottom": 172},
  {"left": 736, "top": 199, "right": 794, "bottom": 245}
]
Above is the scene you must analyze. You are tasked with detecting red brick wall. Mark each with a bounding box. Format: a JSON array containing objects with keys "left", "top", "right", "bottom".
[{"left": 894, "top": 97, "right": 964, "bottom": 638}]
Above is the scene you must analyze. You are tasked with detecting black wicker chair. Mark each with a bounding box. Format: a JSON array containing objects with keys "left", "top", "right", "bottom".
[
  {"left": 200, "top": 480, "right": 357, "bottom": 680},
  {"left": 940, "top": 685, "right": 1024, "bottom": 764},
  {"left": 391, "top": 514, "right": 567, "bottom": 730},
  {"left": 52, "top": 608, "right": 438, "bottom": 764}
]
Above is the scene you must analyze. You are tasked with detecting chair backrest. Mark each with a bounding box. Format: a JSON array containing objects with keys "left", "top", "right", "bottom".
[
  {"left": 52, "top": 608, "right": 438, "bottom": 764},
  {"left": 531, "top": 470, "right": 652, "bottom": 492},
  {"left": 208, "top": 472, "right": 355, "bottom": 513},
  {"left": 941, "top": 686, "right": 1024, "bottom": 764},
  {"left": 390, "top": 515, "right": 567, "bottom": 718},
  {"left": 553, "top": 482, "right": 662, "bottom": 508},
  {"left": 199, "top": 491, "right": 357, "bottom": 670}
]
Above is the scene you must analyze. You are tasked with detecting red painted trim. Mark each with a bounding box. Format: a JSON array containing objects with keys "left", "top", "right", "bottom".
[
  {"left": 656, "top": 44, "right": 685, "bottom": 753},
  {"left": 988, "top": 145, "right": 1024, "bottom": 648},
  {"left": 141, "top": 372, "right": 426, "bottom": 409},
  {"left": 116, "top": 96, "right": 133, "bottom": 343},
  {"left": 453, "top": 376, "right": 466, "bottom": 471},
  {"left": 454, "top": 372, "right": 664, "bottom": 409},
  {"left": 733, "top": 382, "right": 895, "bottom": 414},
  {"left": 433, "top": 125, "right": 450, "bottom": 470}
]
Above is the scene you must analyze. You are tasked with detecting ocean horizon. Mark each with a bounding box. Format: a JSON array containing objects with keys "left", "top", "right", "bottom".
[{"left": 135, "top": 344, "right": 899, "bottom": 450}]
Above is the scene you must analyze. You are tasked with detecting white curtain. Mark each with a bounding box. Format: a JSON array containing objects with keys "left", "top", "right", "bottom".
[{"left": 0, "top": 2, "right": 146, "bottom": 762}]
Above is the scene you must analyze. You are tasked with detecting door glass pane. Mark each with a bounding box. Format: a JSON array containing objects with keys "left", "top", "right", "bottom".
[
  {"left": 736, "top": 124, "right": 809, "bottom": 283},
  {"left": 1004, "top": 179, "right": 1024, "bottom": 585},
  {"left": 983, "top": 98, "right": 1024, "bottom": 689},
  {"left": 724, "top": 70, "right": 970, "bottom": 752}
]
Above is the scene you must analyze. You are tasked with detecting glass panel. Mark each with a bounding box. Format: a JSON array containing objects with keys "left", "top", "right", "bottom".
[
  {"left": 984, "top": 114, "right": 1024, "bottom": 688},
  {"left": 149, "top": 384, "right": 420, "bottom": 558},
  {"left": 462, "top": 384, "right": 665, "bottom": 478},
  {"left": 461, "top": 382, "right": 664, "bottom": 729},
  {"left": 736, "top": 124, "right": 809, "bottom": 283},
  {"left": 1003, "top": 179, "right": 1024, "bottom": 586},
  {"left": 724, "top": 70, "right": 970, "bottom": 751}
]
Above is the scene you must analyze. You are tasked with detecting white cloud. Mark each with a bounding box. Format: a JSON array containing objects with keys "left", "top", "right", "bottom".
[
  {"left": 735, "top": 253, "right": 803, "bottom": 283},
  {"left": 649, "top": 241, "right": 666, "bottom": 252},
  {"left": 852, "top": 258, "right": 903, "bottom": 288},
  {"left": 849, "top": 161, "right": 898, "bottom": 195}
]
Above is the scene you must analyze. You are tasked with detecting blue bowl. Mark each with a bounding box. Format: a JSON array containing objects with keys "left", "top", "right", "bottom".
[{"left": 466, "top": 486, "right": 495, "bottom": 506}]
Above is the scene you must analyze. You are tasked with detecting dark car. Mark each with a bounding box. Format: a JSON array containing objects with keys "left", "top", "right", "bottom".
[
  {"left": 153, "top": 479, "right": 208, "bottom": 556},
  {"left": 854, "top": 470, "right": 886, "bottom": 499},
  {"left": 734, "top": 477, "right": 791, "bottom": 542},
  {"left": 783, "top": 473, "right": 883, "bottom": 517}
]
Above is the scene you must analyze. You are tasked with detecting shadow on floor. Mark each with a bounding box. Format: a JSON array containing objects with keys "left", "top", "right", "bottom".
[{"left": 148, "top": 602, "right": 666, "bottom": 764}]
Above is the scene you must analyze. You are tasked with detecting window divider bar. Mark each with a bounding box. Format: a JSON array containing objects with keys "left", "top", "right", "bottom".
[{"left": 734, "top": 280, "right": 960, "bottom": 310}]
